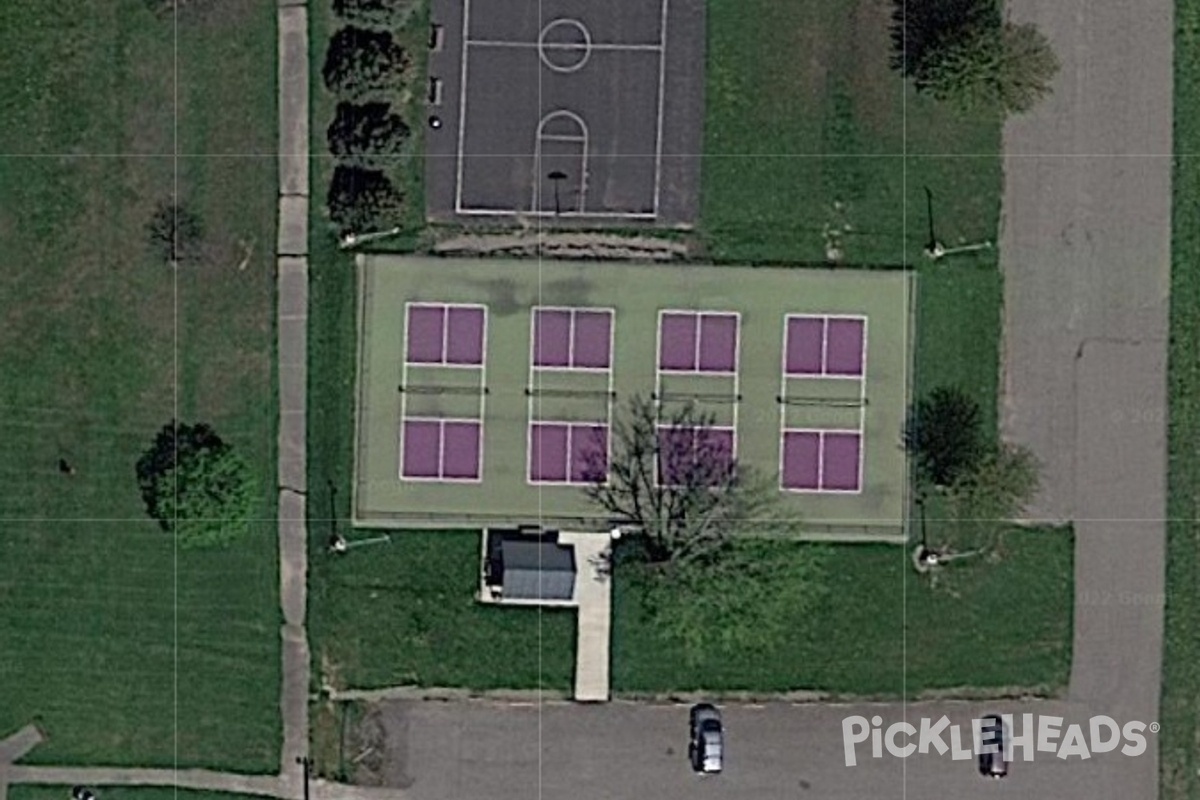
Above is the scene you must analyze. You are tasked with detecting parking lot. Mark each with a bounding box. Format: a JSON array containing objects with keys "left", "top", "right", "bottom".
[{"left": 358, "top": 698, "right": 1156, "bottom": 800}]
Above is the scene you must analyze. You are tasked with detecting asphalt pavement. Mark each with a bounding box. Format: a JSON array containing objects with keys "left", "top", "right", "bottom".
[
  {"left": 998, "top": 0, "right": 1171, "bottom": 798},
  {"left": 372, "top": 699, "right": 1159, "bottom": 800}
]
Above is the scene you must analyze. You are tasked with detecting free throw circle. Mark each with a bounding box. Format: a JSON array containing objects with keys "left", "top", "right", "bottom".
[{"left": 538, "top": 18, "right": 592, "bottom": 74}]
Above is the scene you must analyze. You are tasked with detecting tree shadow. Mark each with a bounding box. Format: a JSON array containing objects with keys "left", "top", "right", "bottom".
[{"left": 890, "top": 0, "right": 1001, "bottom": 76}]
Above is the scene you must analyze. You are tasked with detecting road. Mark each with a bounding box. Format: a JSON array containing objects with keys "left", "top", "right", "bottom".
[{"left": 998, "top": 0, "right": 1172, "bottom": 797}]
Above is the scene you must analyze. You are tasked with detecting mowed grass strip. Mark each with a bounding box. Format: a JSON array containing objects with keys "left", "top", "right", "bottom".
[
  {"left": 0, "top": 0, "right": 279, "bottom": 771},
  {"left": 309, "top": 531, "right": 575, "bottom": 691},
  {"left": 701, "top": 0, "right": 1000, "bottom": 266},
  {"left": 612, "top": 529, "right": 1072, "bottom": 695},
  {"left": 1160, "top": 0, "right": 1200, "bottom": 796}
]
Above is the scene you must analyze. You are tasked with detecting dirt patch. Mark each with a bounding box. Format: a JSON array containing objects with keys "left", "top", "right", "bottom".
[
  {"left": 432, "top": 230, "right": 692, "bottom": 261},
  {"left": 346, "top": 702, "right": 415, "bottom": 789}
]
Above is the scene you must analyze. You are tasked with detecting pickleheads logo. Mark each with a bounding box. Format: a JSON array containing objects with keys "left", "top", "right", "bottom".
[{"left": 841, "top": 714, "right": 1155, "bottom": 767}]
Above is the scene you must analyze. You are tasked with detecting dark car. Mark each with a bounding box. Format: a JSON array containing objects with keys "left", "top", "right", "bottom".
[
  {"left": 977, "top": 714, "right": 1009, "bottom": 779},
  {"left": 689, "top": 703, "right": 724, "bottom": 774}
]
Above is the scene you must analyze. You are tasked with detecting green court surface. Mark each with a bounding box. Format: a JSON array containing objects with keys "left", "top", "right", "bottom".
[{"left": 355, "top": 257, "right": 912, "bottom": 539}]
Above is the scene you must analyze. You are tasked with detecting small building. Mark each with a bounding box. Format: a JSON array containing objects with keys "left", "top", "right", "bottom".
[{"left": 481, "top": 528, "right": 577, "bottom": 604}]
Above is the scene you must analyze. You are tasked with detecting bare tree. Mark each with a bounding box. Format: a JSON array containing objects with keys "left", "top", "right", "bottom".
[{"left": 585, "top": 394, "right": 780, "bottom": 567}]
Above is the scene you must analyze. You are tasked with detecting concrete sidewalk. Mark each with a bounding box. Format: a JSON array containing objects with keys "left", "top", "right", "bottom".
[
  {"left": 276, "top": 0, "right": 311, "bottom": 789},
  {"left": 559, "top": 533, "right": 612, "bottom": 702}
]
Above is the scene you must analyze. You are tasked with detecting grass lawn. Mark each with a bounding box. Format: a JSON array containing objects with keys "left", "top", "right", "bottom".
[
  {"left": 0, "top": 0, "right": 279, "bottom": 771},
  {"left": 612, "top": 528, "right": 1073, "bottom": 695},
  {"left": 308, "top": 531, "right": 575, "bottom": 690},
  {"left": 1159, "top": 0, "right": 1200, "bottom": 796},
  {"left": 307, "top": 0, "right": 428, "bottom": 551},
  {"left": 307, "top": 1, "right": 571, "bottom": 695},
  {"left": 702, "top": 0, "right": 1000, "bottom": 267}
]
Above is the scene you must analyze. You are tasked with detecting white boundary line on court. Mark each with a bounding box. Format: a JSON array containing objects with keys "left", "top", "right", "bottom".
[
  {"left": 453, "top": 0, "right": 473, "bottom": 215},
  {"left": 532, "top": 111, "right": 589, "bottom": 214},
  {"left": 777, "top": 312, "right": 869, "bottom": 494},
  {"left": 781, "top": 313, "right": 867, "bottom": 380},
  {"left": 397, "top": 301, "right": 488, "bottom": 483},
  {"left": 398, "top": 416, "right": 486, "bottom": 484},
  {"left": 467, "top": 39, "right": 663, "bottom": 53},
  {"left": 456, "top": 208, "right": 656, "bottom": 219},
  {"left": 651, "top": 0, "right": 669, "bottom": 218},
  {"left": 455, "top": 3, "right": 666, "bottom": 220},
  {"left": 823, "top": 313, "right": 870, "bottom": 379},
  {"left": 652, "top": 424, "right": 737, "bottom": 489},
  {"left": 525, "top": 306, "right": 615, "bottom": 486},
  {"left": 778, "top": 428, "right": 864, "bottom": 495},
  {"left": 525, "top": 420, "right": 612, "bottom": 487},
  {"left": 656, "top": 309, "right": 740, "bottom": 376},
  {"left": 652, "top": 308, "right": 740, "bottom": 486}
]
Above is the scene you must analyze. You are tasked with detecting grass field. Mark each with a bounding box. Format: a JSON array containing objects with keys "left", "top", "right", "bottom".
[
  {"left": 612, "top": 528, "right": 1073, "bottom": 694},
  {"left": 702, "top": 0, "right": 1001, "bottom": 267},
  {"left": 0, "top": 0, "right": 279, "bottom": 771},
  {"left": 307, "top": 0, "right": 428, "bottom": 562},
  {"left": 309, "top": 530, "right": 575, "bottom": 690},
  {"left": 1159, "top": 0, "right": 1200, "bottom": 796}
]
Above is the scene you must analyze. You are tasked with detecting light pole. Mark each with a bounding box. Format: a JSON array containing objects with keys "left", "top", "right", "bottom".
[
  {"left": 923, "top": 186, "right": 942, "bottom": 258},
  {"left": 916, "top": 494, "right": 928, "bottom": 551},
  {"left": 547, "top": 170, "right": 567, "bottom": 215}
]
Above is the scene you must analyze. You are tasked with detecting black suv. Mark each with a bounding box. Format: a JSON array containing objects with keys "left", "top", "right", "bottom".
[
  {"left": 689, "top": 703, "right": 724, "bottom": 774},
  {"left": 977, "top": 714, "right": 1009, "bottom": 779}
]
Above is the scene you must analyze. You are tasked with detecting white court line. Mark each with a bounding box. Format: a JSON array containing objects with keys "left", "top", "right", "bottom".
[
  {"left": 466, "top": 39, "right": 663, "bottom": 53},
  {"left": 777, "top": 315, "right": 790, "bottom": 491},
  {"left": 476, "top": 307, "right": 489, "bottom": 481},
  {"left": 531, "top": 111, "right": 589, "bottom": 213},
  {"left": 399, "top": 417, "right": 486, "bottom": 485},
  {"left": 453, "top": 0, "right": 473, "bottom": 215},
  {"left": 455, "top": 208, "right": 656, "bottom": 219},
  {"left": 539, "top": 133, "right": 587, "bottom": 142},
  {"left": 778, "top": 428, "right": 864, "bottom": 495},
  {"left": 651, "top": 0, "right": 669, "bottom": 217},
  {"left": 525, "top": 421, "right": 611, "bottom": 487}
]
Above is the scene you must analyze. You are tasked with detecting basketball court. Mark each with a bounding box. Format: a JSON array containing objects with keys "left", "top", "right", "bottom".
[
  {"left": 425, "top": 0, "right": 706, "bottom": 224},
  {"left": 354, "top": 256, "right": 913, "bottom": 540}
]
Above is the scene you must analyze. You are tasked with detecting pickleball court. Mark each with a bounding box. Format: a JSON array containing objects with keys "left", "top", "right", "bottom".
[{"left": 355, "top": 257, "right": 912, "bottom": 540}]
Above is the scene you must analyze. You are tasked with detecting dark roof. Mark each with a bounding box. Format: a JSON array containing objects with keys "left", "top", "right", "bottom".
[{"left": 500, "top": 540, "right": 576, "bottom": 601}]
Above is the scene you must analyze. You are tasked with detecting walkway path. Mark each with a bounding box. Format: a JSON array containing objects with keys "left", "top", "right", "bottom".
[
  {"left": 999, "top": 0, "right": 1172, "bottom": 798},
  {"left": 276, "top": 0, "right": 311, "bottom": 793},
  {"left": 559, "top": 533, "right": 612, "bottom": 702},
  {"left": 7, "top": 767, "right": 408, "bottom": 800}
]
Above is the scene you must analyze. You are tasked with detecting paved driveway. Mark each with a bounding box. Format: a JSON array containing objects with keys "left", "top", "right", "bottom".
[
  {"left": 998, "top": 0, "right": 1172, "bottom": 798},
  {"left": 370, "top": 699, "right": 1158, "bottom": 800}
]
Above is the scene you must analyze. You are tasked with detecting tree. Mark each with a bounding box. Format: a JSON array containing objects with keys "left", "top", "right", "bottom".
[
  {"left": 327, "top": 101, "right": 411, "bottom": 166},
  {"left": 136, "top": 422, "right": 257, "bottom": 549},
  {"left": 146, "top": 201, "right": 203, "bottom": 266},
  {"left": 890, "top": 0, "right": 998, "bottom": 78},
  {"left": 326, "top": 165, "right": 405, "bottom": 234},
  {"left": 585, "top": 394, "right": 781, "bottom": 567},
  {"left": 912, "top": 20, "right": 1058, "bottom": 114},
  {"left": 624, "top": 540, "right": 827, "bottom": 667},
  {"left": 943, "top": 442, "right": 1040, "bottom": 553},
  {"left": 907, "top": 386, "right": 985, "bottom": 487},
  {"left": 322, "top": 27, "right": 410, "bottom": 98},
  {"left": 332, "top": 0, "right": 418, "bottom": 24}
]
